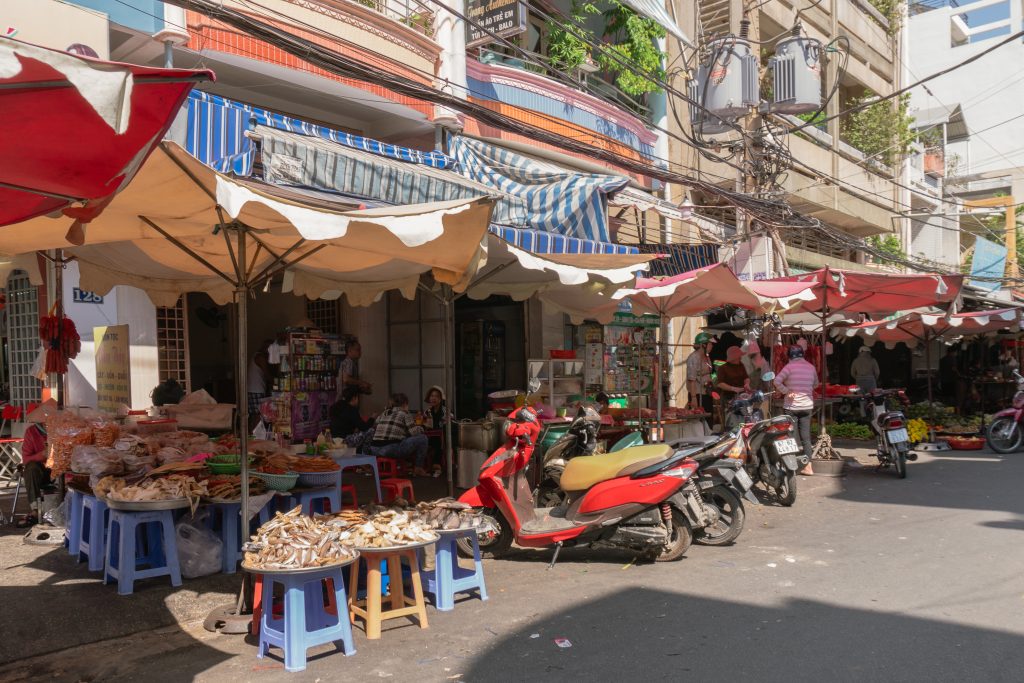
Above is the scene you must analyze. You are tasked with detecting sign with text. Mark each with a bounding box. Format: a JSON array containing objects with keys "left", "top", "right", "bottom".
[
  {"left": 466, "top": 0, "right": 527, "bottom": 47},
  {"left": 94, "top": 324, "right": 131, "bottom": 412},
  {"left": 72, "top": 287, "right": 103, "bottom": 304}
]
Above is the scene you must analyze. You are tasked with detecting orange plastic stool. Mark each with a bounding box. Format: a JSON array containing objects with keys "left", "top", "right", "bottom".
[
  {"left": 376, "top": 457, "right": 404, "bottom": 478},
  {"left": 380, "top": 478, "right": 414, "bottom": 503}
]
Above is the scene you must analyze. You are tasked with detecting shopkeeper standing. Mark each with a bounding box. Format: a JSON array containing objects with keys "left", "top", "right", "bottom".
[
  {"left": 337, "top": 339, "right": 371, "bottom": 400},
  {"left": 686, "top": 333, "right": 716, "bottom": 414}
]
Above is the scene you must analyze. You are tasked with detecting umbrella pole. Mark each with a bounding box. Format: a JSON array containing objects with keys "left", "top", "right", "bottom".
[
  {"left": 236, "top": 230, "right": 250, "bottom": 531},
  {"left": 656, "top": 313, "right": 664, "bottom": 441},
  {"left": 443, "top": 288, "right": 455, "bottom": 497}
]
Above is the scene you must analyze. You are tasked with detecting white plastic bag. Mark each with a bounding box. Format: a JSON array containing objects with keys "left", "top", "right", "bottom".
[{"left": 176, "top": 514, "right": 223, "bottom": 578}]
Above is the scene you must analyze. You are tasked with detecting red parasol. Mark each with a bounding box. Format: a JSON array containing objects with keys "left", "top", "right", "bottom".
[{"left": 0, "top": 37, "right": 212, "bottom": 230}]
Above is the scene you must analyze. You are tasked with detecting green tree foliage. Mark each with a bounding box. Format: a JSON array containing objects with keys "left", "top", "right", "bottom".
[
  {"left": 867, "top": 0, "right": 904, "bottom": 36},
  {"left": 842, "top": 93, "right": 915, "bottom": 166},
  {"left": 867, "top": 233, "right": 906, "bottom": 264},
  {"left": 546, "top": 1, "right": 599, "bottom": 71}
]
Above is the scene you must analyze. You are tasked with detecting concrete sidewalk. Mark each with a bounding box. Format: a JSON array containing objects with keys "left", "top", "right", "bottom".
[{"left": 3, "top": 444, "right": 1024, "bottom": 682}]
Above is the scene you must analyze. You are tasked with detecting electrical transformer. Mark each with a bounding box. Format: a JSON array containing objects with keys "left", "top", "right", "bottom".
[
  {"left": 770, "top": 36, "right": 823, "bottom": 115},
  {"left": 694, "top": 37, "right": 759, "bottom": 122},
  {"left": 688, "top": 79, "right": 733, "bottom": 136}
]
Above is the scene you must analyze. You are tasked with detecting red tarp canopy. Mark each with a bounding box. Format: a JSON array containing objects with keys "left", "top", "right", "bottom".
[
  {"left": 753, "top": 267, "right": 964, "bottom": 315},
  {"left": 0, "top": 37, "right": 212, "bottom": 228},
  {"left": 611, "top": 263, "right": 816, "bottom": 316},
  {"left": 837, "top": 308, "right": 1021, "bottom": 348}
]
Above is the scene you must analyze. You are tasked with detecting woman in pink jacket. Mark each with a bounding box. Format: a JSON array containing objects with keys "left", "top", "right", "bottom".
[{"left": 774, "top": 345, "right": 819, "bottom": 475}]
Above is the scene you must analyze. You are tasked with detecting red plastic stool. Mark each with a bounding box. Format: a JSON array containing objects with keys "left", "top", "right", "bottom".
[
  {"left": 381, "top": 478, "right": 414, "bottom": 503},
  {"left": 376, "top": 457, "right": 405, "bottom": 478},
  {"left": 251, "top": 574, "right": 340, "bottom": 637},
  {"left": 341, "top": 483, "right": 358, "bottom": 510}
]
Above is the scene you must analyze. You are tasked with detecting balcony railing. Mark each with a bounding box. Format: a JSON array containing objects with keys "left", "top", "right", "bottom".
[
  {"left": 478, "top": 48, "right": 652, "bottom": 123},
  {"left": 342, "top": 0, "right": 435, "bottom": 37}
]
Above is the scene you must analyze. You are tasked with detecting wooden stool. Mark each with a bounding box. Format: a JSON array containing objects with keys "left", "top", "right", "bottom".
[
  {"left": 348, "top": 547, "right": 428, "bottom": 639},
  {"left": 380, "top": 478, "right": 414, "bottom": 503}
]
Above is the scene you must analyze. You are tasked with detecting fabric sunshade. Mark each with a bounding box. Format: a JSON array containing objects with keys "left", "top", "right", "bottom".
[
  {"left": 835, "top": 308, "right": 1021, "bottom": 349},
  {"left": 466, "top": 235, "right": 657, "bottom": 323},
  {"left": 449, "top": 136, "right": 628, "bottom": 243},
  {"left": 756, "top": 267, "right": 964, "bottom": 315},
  {"left": 255, "top": 126, "right": 528, "bottom": 228},
  {"left": 487, "top": 225, "right": 638, "bottom": 255},
  {"left": 0, "top": 142, "right": 496, "bottom": 307},
  {"left": 611, "top": 263, "right": 817, "bottom": 317},
  {"left": 0, "top": 37, "right": 212, "bottom": 227},
  {"left": 185, "top": 90, "right": 455, "bottom": 174}
]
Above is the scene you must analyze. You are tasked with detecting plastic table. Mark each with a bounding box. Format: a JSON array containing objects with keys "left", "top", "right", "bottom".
[{"left": 331, "top": 454, "right": 382, "bottom": 503}]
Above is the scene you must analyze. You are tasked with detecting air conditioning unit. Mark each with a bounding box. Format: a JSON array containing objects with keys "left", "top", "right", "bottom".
[{"left": 770, "top": 36, "right": 823, "bottom": 115}]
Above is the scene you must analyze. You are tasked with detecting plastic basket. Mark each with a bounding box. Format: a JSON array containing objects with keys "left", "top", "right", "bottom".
[
  {"left": 205, "top": 454, "right": 252, "bottom": 475},
  {"left": 296, "top": 470, "right": 341, "bottom": 488},
  {"left": 253, "top": 471, "right": 299, "bottom": 491}
]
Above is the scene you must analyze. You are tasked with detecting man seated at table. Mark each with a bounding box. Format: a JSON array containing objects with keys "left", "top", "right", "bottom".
[
  {"left": 20, "top": 401, "right": 56, "bottom": 527},
  {"left": 370, "top": 393, "right": 429, "bottom": 476},
  {"left": 331, "top": 386, "right": 374, "bottom": 439}
]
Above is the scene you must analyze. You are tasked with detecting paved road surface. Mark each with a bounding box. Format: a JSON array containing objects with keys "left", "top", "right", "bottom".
[{"left": 2, "top": 445, "right": 1023, "bottom": 682}]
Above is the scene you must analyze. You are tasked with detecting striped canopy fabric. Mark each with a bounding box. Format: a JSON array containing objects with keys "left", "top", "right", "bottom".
[
  {"left": 633, "top": 243, "right": 719, "bottom": 276},
  {"left": 184, "top": 91, "right": 456, "bottom": 175},
  {"left": 488, "top": 226, "right": 638, "bottom": 255},
  {"left": 450, "top": 136, "right": 629, "bottom": 244}
]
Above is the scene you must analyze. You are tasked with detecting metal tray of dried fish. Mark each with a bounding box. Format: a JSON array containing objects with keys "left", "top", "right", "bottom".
[
  {"left": 354, "top": 533, "right": 440, "bottom": 553},
  {"left": 101, "top": 497, "right": 191, "bottom": 511},
  {"left": 240, "top": 555, "right": 358, "bottom": 575}
]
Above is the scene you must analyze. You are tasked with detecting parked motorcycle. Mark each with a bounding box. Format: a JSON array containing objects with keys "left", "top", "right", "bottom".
[
  {"left": 855, "top": 388, "right": 917, "bottom": 478},
  {"left": 987, "top": 371, "right": 1024, "bottom": 453},
  {"left": 534, "top": 406, "right": 601, "bottom": 507},
  {"left": 703, "top": 388, "right": 804, "bottom": 506},
  {"left": 458, "top": 388, "right": 704, "bottom": 563}
]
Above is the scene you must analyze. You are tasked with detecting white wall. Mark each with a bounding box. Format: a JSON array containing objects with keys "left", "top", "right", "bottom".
[
  {"left": 61, "top": 262, "right": 159, "bottom": 410},
  {"left": 909, "top": 6, "right": 1024, "bottom": 180}
]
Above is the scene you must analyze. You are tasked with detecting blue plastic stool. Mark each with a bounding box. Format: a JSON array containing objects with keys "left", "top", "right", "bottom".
[
  {"left": 77, "top": 494, "right": 109, "bottom": 572},
  {"left": 421, "top": 528, "right": 488, "bottom": 611},
  {"left": 289, "top": 486, "right": 341, "bottom": 516},
  {"left": 256, "top": 565, "right": 356, "bottom": 672},
  {"left": 206, "top": 502, "right": 243, "bottom": 574},
  {"left": 66, "top": 488, "right": 84, "bottom": 556},
  {"left": 103, "top": 508, "right": 182, "bottom": 595}
]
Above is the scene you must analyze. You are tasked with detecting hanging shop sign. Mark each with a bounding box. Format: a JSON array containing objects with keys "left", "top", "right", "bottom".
[
  {"left": 968, "top": 236, "right": 1007, "bottom": 293},
  {"left": 95, "top": 324, "right": 131, "bottom": 412},
  {"left": 466, "top": 0, "right": 527, "bottom": 48}
]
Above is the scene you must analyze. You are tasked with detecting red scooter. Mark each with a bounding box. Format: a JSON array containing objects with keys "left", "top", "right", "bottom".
[
  {"left": 458, "top": 401, "right": 700, "bottom": 564},
  {"left": 987, "top": 370, "right": 1024, "bottom": 453}
]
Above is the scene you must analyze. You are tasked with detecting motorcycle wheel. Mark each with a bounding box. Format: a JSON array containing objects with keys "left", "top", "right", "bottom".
[
  {"left": 987, "top": 417, "right": 1023, "bottom": 454},
  {"left": 776, "top": 471, "right": 798, "bottom": 507},
  {"left": 894, "top": 449, "right": 907, "bottom": 479},
  {"left": 656, "top": 508, "right": 693, "bottom": 562},
  {"left": 694, "top": 486, "right": 745, "bottom": 546},
  {"left": 457, "top": 509, "right": 512, "bottom": 559}
]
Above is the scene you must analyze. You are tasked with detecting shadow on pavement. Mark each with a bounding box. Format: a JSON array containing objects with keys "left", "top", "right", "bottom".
[
  {"left": 465, "top": 586, "right": 1024, "bottom": 682},
  {"left": 0, "top": 541, "right": 238, "bottom": 679}
]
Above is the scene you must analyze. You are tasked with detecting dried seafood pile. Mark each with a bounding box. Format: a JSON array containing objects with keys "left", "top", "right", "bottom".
[
  {"left": 204, "top": 475, "right": 267, "bottom": 501},
  {"left": 415, "top": 498, "right": 489, "bottom": 531},
  {"left": 321, "top": 508, "right": 437, "bottom": 549},
  {"left": 244, "top": 506, "right": 356, "bottom": 570},
  {"left": 95, "top": 474, "right": 209, "bottom": 511}
]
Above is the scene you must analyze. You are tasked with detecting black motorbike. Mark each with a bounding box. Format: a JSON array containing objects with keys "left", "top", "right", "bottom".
[{"left": 533, "top": 406, "right": 601, "bottom": 507}]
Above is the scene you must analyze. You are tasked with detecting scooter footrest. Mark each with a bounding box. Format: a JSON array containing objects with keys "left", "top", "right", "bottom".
[{"left": 521, "top": 515, "right": 578, "bottom": 534}]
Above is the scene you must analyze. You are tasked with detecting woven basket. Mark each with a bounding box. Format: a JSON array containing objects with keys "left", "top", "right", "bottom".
[
  {"left": 253, "top": 471, "right": 299, "bottom": 491},
  {"left": 296, "top": 470, "right": 341, "bottom": 488}
]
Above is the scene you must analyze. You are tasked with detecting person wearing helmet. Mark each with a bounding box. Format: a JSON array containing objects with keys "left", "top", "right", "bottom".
[
  {"left": 686, "top": 332, "right": 716, "bottom": 414},
  {"left": 774, "top": 345, "right": 819, "bottom": 475}
]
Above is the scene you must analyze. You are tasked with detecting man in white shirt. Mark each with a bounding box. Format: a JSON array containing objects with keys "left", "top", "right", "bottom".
[{"left": 685, "top": 332, "right": 716, "bottom": 415}]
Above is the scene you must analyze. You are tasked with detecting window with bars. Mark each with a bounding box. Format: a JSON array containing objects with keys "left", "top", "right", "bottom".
[
  {"left": 306, "top": 299, "right": 339, "bottom": 334},
  {"left": 6, "top": 270, "right": 41, "bottom": 408},
  {"left": 156, "top": 298, "right": 190, "bottom": 390}
]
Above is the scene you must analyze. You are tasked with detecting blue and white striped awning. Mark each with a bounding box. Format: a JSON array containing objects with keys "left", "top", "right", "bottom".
[
  {"left": 450, "top": 136, "right": 628, "bottom": 244},
  {"left": 489, "top": 226, "right": 638, "bottom": 255},
  {"left": 184, "top": 91, "right": 456, "bottom": 175},
  {"left": 634, "top": 243, "right": 719, "bottom": 276}
]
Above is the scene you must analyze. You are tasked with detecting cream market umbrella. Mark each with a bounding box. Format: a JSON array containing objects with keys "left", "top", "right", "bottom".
[{"left": 0, "top": 141, "right": 497, "bottom": 522}]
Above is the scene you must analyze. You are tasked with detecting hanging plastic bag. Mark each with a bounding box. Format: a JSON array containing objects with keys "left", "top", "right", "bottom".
[{"left": 176, "top": 512, "right": 223, "bottom": 578}]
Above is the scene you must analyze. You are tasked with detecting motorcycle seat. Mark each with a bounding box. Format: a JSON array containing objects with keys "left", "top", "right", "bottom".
[{"left": 560, "top": 444, "right": 674, "bottom": 492}]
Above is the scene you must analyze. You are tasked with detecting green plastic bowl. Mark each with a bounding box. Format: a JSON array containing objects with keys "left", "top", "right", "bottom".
[{"left": 205, "top": 453, "right": 253, "bottom": 475}]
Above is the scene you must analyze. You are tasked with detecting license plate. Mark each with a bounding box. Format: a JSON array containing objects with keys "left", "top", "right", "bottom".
[
  {"left": 775, "top": 438, "right": 800, "bottom": 455},
  {"left": 699, "top": 479, "right": 715, "bottom": 489},
  {"left": 733, "top": 468, "right": 753, "bottom": 490},
  {"left": 888, "top": 428, "right": 909, "bottom": 444}
]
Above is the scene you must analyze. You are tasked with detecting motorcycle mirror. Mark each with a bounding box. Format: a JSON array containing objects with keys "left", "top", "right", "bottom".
[
  {"left": 527, "top": 378, "right": 542, "bottom": 394},
  {"left": 711, "top": 391, "right": 720, "bottom": 400},
  {"left": 761, "top": 371, "right": 776, "bottom": 382}
]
